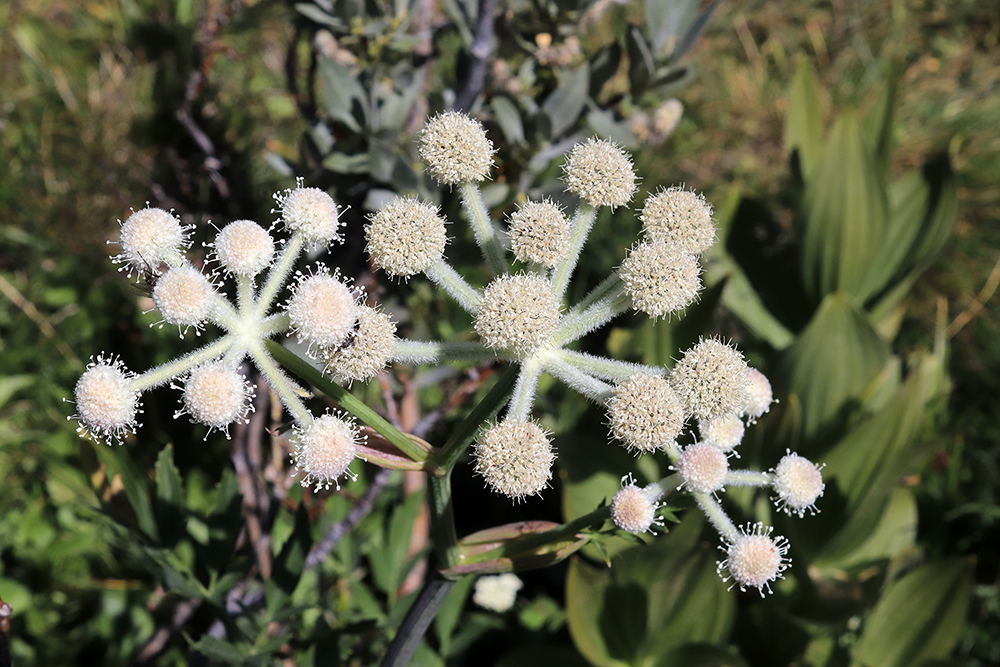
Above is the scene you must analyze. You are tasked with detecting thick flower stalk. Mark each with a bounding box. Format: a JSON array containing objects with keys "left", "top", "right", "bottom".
[
  {"left": 363, "top": 113, "right": 824, "bottom": 594},
  {"left": 70, "top": 183, "right": 391, "bottom": 491}
]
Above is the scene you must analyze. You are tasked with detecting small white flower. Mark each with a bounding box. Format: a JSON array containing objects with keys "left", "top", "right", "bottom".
[{"left": 473, "top": 573, "right": 523, "bottom": 612}]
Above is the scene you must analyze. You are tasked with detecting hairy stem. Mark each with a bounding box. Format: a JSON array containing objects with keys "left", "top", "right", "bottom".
[
  {"left": 392, "top": 339, "right": 501, "bottom": 365},
  {"left": 693, "top": 491, "right": 739, "bottom": 543},
  {"left": 725, "top": 470, "right": 772, "bottom": 487},
  {"left": 255, "top": 233, "right": 304, "bottom": 317},
  {"left": 541, "top": 354, "right": 613, "bottom": 404},
  {"left": 551, "top": 205, "right": 596, "bottom": 299},
  {"left": 507, "top": 357, "right": 542, "bottom": 421},
  {"left": 247, "top": 342, "right": 312, "bottom": 426},
  {"left": 131, "top": 337, "right": 235, "bottom": 392},
  {"left": 461, "top": 182, "right": 508, "bottom": 276},
  {"left": 550, "top": 282, "right": 631, "bottom": 346},
  {"left": 554, "top": 349, "right": 663, "bottom": 383},
  {"left": 425, "top": 260, "right": 482, "bottom": 313}
]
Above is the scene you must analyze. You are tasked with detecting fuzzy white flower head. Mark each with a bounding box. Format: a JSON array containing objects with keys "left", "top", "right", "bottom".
[
  {"left": 179, "top": 362, "right": 254, "bottom": 434},
  {"left": 639, "top": 187, "right": 715, "bottom": 255},
  {"left": 152, "top": 265, "right": 216, "bottom": 330},
  {"left": 562, "top": 138, "right": 636, "bottom": 208},
  {"left": 772, "top": 452, "right": 824, "bottom": 517},
  {"left": 366, "top": 197, "right": 448, "bottom": 278},
  {"left": 474, "top": 419, "right": 555, "bottom": 500},
  {"left": 611, "top": 478, "right": 659, "bottom": 535},
  {"left": 323, "top": 306, "right": 397, "bottom": 384},
  {"left": 670, "top": 338, "right": 749, "bottom": 421},
  {"left": 419, "top": 111, "right": 495, "bottom": 185},
  {"left": 73, "top": 355, "right": 140, "bottom": 445},
  {"left": 741, "top": 368, "right": 774, "bottom": 424},
  {"left": 475, "top": 273, "right": 561, "bottom": 357},
  {"left": 507, "top": 199, "right": 571, "bottom": 268},
  {"left": 286, "top": 268, "right": 358, "bottom": 351},
  {"left": 718, "top": 523, "right": 790, "bottom": 596},
  {"left": 114, "top": 207, "right": 188, "bottom": 276},
  {"left": 606, "top": 374, "right": 684, "bottom": 453},
  {"left": 278, "top": 186, "right": 343, "bottom": 245},
  {"left": 473, "top": 573, "right": 523, "bottom": 613},
  {"left": 676, "top": 442, "right": 729, "bottom": 494},
  {"left": 698, "top": 413, "right": 745, "bottom": 454},
  {"left": 214, "top": 220, "right": 275, "bottom": 277},
  {"left": 619, "top": 241, "right": 702, "bottom": 319},
  {"left": 292, "top": 414, "right": 361, "bottom": 491}
]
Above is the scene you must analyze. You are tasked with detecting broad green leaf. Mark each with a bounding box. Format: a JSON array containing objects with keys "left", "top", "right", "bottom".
[
  {"left": 908, "top": 154, "right": 958, "bottom": 269},
  {"left": 316, "top": 55, "right": 367, "bottom": 132},
  {"left": 828, "top": 488, "right": 917, "bottom": 570},
  {"left": 852, "top": 559, "right": 973, "bottom": 667},
  {"left": 864, "top": 169, "right": 929, "bottom": 300},
  {"left": 491, "top": 96, "right": 524, "bottom": 145},
  {"left": 541, "top": 65, "right": 589, "bottom": 138},
  {"left": 272, "top": 504, "right": 312, "bottom": 597},
  {"left": 801, "top": 109, "right": 889, "bottom": 302},
  {"left": 784, "top": 58, "right": 825, "bottom": 180},
  {"left": 566, "top": 516, "right": 735, "bottom": 667},
  {"left": 783, "top": 293, "right": 890, "bottom": 442},
  {"left": 861, "top": 67, "right": 898, "bottom": 172},
  {"left": 435, "top": 575, "right": 474, "bottom": 656},
  {"left": 155, "top": 444, "right": 183, "bottom": 505},
  {"left": 644, "top": 0, "right": 689, "bottom": 55},
  {"left": 369, "top": 490, "right": 423, "bottom": 596}
]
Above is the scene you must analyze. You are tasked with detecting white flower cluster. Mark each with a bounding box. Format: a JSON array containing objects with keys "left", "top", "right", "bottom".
[{"left": 70, "top": 183, "right": 399, "bottom": 490}]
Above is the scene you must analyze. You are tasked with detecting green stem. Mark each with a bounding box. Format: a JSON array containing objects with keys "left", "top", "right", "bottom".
[
  {"left": 130, "top": 337, "right": 234, "bottom": 392},
  {"left": 567, "top": 273, "right": 622, "bottom": 316},
  {"left": 554, "top": 349, "right": 663, "bottom": 382},
  {"left": 428, "top": 474, "right": 459, "bottom": 568},
  {"left": 433, "top": 363, "right": 519, "bottom": 472},
  {"left": 248, "top": 342, "right": 313, "bottom": 426},
  {"left": 551, "top": 205, "right": 596, "bottom": 299},
  {"left": 461, "top": 182, "right": 508, "bottom": 276},
  {"left": 266, "top": 339, "right": 429, "bottom": 463},
  {"left": 256, "top": 233, "right": 304, "bottom": 318},
  {"left": 425, "top": 260, "right": 482, "bottom": 313}
]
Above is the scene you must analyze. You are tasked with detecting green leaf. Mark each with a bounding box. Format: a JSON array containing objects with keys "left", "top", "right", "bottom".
[
  {"left": 541, "top": 65, "right": 589, "bottom": 138},
  {"left": 852, "top": 558, "right": 974, "bottom": 667},
  {"left": 491, "top": 96, "right": 524, "bottom": 145},
  {"left": 94, "top": 442, "right": 158, "bottom": 541},
  {"left": 435, "top": 575, "right": 474, "bottom": 656},
  {"left": 801, "top": 108, "right": 890, "bottom": 302},
  {"left": 783, "top": 293, "right": 890, "bottom": 442},
  {"left": 861, "top": 65, "right": 898, "bottom": 171},
  {"left": 272, "top": 503, "right": 312, "bottom": 597},
  {"left": 828, "top": 488, "right": 917, "bottom": 570},
  {"left": 316, "top": 55, "right": 367, "bottom": 132},
  {"left": 908, "top": 154, "right": 958, "bottom": 270},
  {"left": 784, "top": 58, "right": 825, "bottom": 180},
  {"left": 155, "top": 444, "right": 183, "bottom": 505},
  {"left": 657, "top": 643, "right": 748, "bottom": 667}
]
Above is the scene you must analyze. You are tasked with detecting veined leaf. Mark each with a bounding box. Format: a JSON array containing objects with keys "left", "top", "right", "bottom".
[{"left": 784, "top": 58, "right": 825, "bottom": 180}]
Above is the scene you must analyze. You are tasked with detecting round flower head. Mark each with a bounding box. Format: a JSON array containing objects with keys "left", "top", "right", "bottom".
[
  {"left": 152, "top": 265, "right": 216, "bottom": 330},
  {"left": 323, "top": 306, "right": 397, "bottom": 383},
  {"left": 676, "top": 442, "right": 729, "bottom": 494},
  {"left": 115, "top": 207, "right": 188, "bottom": 276},
  {"left": 670, "top": 338, "right": 749, "bottom": 421},
  {"left": 718, "top": 523, "right": 790, "bottom": 596},
  {"left": 474, "top": 419, "right": 555, "bottom": 500},
  {"left": 606, "top": 374, "right": 684, "bottom": 453},
  {"left": 611, "top": 482, "right": 657, "bottom": 535},
  {"left": 73, "top": 355, "right": 140, "bottom": 445},
  {"left": 619, "top": 241, "right": 702, "bottom": 319},
  {"left": 639, "top": 187, "right": 715, "bottom": 255},
  {"left": 278, "top": 186, "right": 342, "bottom": 245},
  {"left": 698, "top": 413, "right": 745, "bottom": 454},
  {"left": 741, "top": 368, "right": 774, "bottom": 424},
  {"left": 419, "top": 111, "right": 495, "bottom": 184},
  {"left": 507, "top": 199, "right": 571, "bottom": 268},
  {"left": 772, "top": 452, "right": 824, "bottom": 517},
  {"left": 292, "top": 414, "right": 360, "bottom": 491},
  {"left": 366, "top": 197, "right": 447, "bottom": 278},
  {"left": 562, "top": 138, "right": 636, "bottom": 208},
  {"left": 179, "top": 362, "right": 254, "bottom": 434},
  {"left": 473, "top": 573, "right": 523, "bottom": 613},
  {"left": 286, "top": 268, "right": 358, "bottom": 351},
  {"left": 214, "top": 220, "right": 275, "bottom": 277},
  {"left": 475, "top": 273, "right": 560, "bottom": 357}
]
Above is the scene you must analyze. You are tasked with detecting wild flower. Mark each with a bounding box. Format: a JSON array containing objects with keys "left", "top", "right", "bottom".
[{"left": 472, "top": 573, "right": 523, "bottom": 613}]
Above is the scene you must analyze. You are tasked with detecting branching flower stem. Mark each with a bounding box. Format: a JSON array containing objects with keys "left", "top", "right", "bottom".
[{"left": 461, "top": 182, "right": 508, "bottom": 276}]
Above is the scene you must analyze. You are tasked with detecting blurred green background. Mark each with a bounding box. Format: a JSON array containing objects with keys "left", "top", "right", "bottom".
[{"left": 1, "top": 0, "right": 997, "bottom": 665}]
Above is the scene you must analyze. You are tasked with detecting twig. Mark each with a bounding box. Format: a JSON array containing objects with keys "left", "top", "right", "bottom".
[
  {"left": 946, "top": 254, "right": 1000, "bottom": 339},
  {"left": 232, "top": 371, "right": 273, "bottom": 579},
  {"left": 305, "top": 468, "right": 393, "bottom": 568},
  {"left": 130, "top": 599, "right": 201, "bottom": 666},
  {"left": 454, "top": 0, "right": 498, "bottom": 111}
]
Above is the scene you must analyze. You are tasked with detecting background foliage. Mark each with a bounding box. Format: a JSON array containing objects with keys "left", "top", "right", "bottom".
[{"left": 1, "top": 0, "right": 997, "bottom": 665}]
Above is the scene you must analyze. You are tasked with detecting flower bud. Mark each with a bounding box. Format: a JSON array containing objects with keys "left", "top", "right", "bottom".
[
  {"left": 718, "top": 523, "right": 790, "bottom": 596},
  {"left": 419, "top": 111, "right": 495, "bottom": 184},
  {"left": 611, "top": 483, "right": 657, "bottom": 534},
  {"left": 180, "top": 362, "right": 254, "bottom": 433},
  {"left": 562, "top": 138, "right": 636, "bottom": 208},
  {"left": 292, "top": 414, "right": 360, "bottom": 491},
  {"left": 772, "top": 452, "right": 824, "bottom": 517},
  {"left": 286, "top": 269, "right": 358, "bottom": 350},
  {"left": 475, "top": 274, "right": 560, "bottom": 357},
  {"left": 214, "top": 220, "right": 275, "bottom": 277},
  {"left": 115, "top": 207, "right": 188, "bottom": 275},
  {"left": 670, "top": 338, "right": 749, "bottom": 421},
  {"left": 279, "top": 186, "right": 342, "bottom": 245},
  {"left": 741, "top": 368, "right": 774, "bottom": 424},
  {"left": 322, "top": 306, "right": 396, "bottom": 383},
  {"left": 152, "top": 265, "right": 216, "bottom": 329},
  {"left": 606, "top": 374, "right": 684, "bottom": 453},
  {"left": 474, "top": 420, "right": 554, "bottom": 500},
  {"left": 366, "top": 197, "right": 448, "bottom": 278},
  {"left": 73, "top": 355, "right": 140, "bottom": 444},
  {"left": 698, "top": 413, "right": 745, "bottom": 454},
  {"left": 507, "top": 199, "right": 571, "bottom": 268},
  {"left": 676, "top": 442, "right": 729, "bottom": 494},
  {"left": 619, "top": 241, "right": 702, "bottom": 319},
  {"left": 639, "top": 187, "right": 715, "bottom": 255}
]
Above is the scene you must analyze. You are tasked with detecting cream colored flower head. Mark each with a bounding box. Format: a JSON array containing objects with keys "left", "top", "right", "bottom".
[
  {"left": 419, "top": 111, "right": 495, "bottom": 185},
  {"left": 562, "top": 138, "right": 636, "bottom": 208}
]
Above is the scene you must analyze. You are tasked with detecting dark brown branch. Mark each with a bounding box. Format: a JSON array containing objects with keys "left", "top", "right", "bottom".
[{"left": 454, "top": 0, "right": 498, "bottom": 111}]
